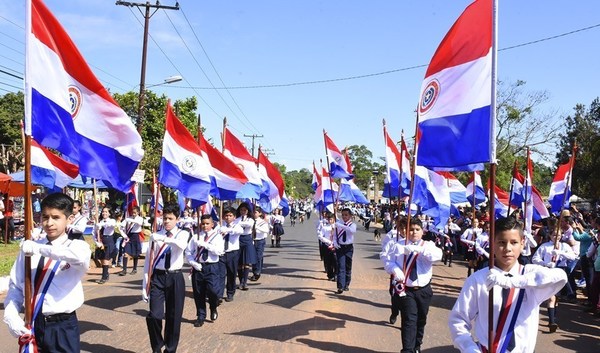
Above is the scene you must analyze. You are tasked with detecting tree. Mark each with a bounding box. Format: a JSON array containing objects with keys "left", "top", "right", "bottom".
[
  {"left": 0, "top": 92, "right": 25, "bottom": 173},
  {"left": 112, "top": 91, "right": 199, "bottom": 184},
  {"left": 555, "top": 98, "right": 600, "bottom": 199},
  {"left": 345, "top": 144, "right": 383, "bottom": 192}
]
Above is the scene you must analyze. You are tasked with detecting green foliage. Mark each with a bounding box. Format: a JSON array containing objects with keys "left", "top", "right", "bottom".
[
  {"left": 0, "top": 91, "right": 24, "bottom": 146},
  {"left": 555, "top": 98, "right": 600, "bottom": 199},
  {"left": 112, "top": 91, "right": 199, "bottom": 184},
  {"left": 346, "top": 144, "right": 382, "bottom": 191},
  {"left": 285, "top": 168, "right": 313, "bottom": 199},
  {"left": 0, "top": 242, "right": 20, "bottom": 276}
]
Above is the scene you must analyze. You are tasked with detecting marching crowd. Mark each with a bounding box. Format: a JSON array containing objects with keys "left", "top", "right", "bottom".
[
  {"left": 3, "top": 193, "right": 295, "bottom": 353},
  {"left": 3, "top": 190, "right": 600, "bottom": 353},
  {"left": 314, "top": 202, "right": 599, "bottom": 353}
]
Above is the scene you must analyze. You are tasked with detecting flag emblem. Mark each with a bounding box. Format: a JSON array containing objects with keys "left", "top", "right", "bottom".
[
  {"left": 181, "top": 155, "right": 197, "bottom": 173},
  {"left": 68, "top": 85, "right": 82, "bottom": 118},
  {"left": 419, "top": 79, "right": 440, "bottom": 115}
]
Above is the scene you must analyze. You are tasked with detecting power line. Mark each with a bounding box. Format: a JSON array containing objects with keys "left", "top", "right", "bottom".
[
  {"left": 178, "top": 6, "right": 262, "bottom": 135},
  {"left": 0, "top": 14, "right": 24, "bottom": 29},
  {"left": 169, "top": 22, "right": 600, "bottom": 90},
  {"left": 0, "top": 68, "right": 22, "bottom": 80},
  {"left": 162, "top": 9, "right": 255, "bottom": 135},
  {"left": 0, "top": 81, "right": 23, "bottom": 90}
]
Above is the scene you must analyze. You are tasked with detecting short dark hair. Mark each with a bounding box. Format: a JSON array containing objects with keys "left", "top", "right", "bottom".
[
  {"left": 341, "top": 208, "right": 352, "bottom": 214},
  {"left": 200, "top": 214, "right": 213, "bottom": 221},
  {"left": 495, "top": 217, "right": 524, "bottom": 236},
  {"left": 163, "top": 203, "right": 180, "bottom": 217},
  {"left": 73, "top": 200, "right": 82, "bottom": 207},
  {"left": 41, "top": 193, "right": 74, "bottom": 217},
  {"left": 410, "top": 216, "right": 423, "bottom": 228},
  {"left": 223, "top": 207, "right": 236, "bottom": 216}
]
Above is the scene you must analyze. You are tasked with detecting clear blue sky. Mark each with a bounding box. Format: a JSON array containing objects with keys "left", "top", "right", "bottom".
[{"left": 1, "top": 0, "right": 599, "bottom": 172}]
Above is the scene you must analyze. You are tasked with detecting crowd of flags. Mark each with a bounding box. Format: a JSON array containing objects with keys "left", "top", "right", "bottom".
[{"left": 21, "top": 0, "right": 576, "bottom": 228}]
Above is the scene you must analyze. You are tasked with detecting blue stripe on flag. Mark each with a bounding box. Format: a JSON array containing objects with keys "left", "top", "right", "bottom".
[
  {"left": 159, "top": 158, "right": 212, "bottom": 202},
  {"left": 418, "top": 105, "right": 491, "bottom": 171}
]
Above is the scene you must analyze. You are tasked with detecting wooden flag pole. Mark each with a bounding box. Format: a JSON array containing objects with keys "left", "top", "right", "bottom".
[
  {"left": 405, "top": 111, "right": 419, "bottom": 237},
  {"left": 507, "top": 160, "right": 518, "bottom": 218},
  {"left": 487, "top": 163, "right": 497, "bottom": 351},
  {"left": 23, "top": 134, "right": 33, "bottom": 325},
  {"left": 323, "top": 130, "right": 338, "bottom": 221},
  {"left": 219, "top": 117, "right": 227, "bottom": 222}
]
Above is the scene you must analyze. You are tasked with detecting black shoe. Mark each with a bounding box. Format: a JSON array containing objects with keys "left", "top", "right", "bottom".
[
  {"left": 343, "top": 287, "right": 349, "bottom": 291},
  {"left": 118, "top": 270, "right": 127, "bottom": 276},
  {"left": 96, "top": 278, "right": 107, "bottom": 284},
  {"left": 211, "top": 309, "right": 218, "bottom": 321},
  {"left": 130, "top": 269, "right": 137, "bottom": 275},
  {"left": 194, "top": 319, "right": 204, "bottom": 327},
  {"left": 225, "top": 297, "right": 234, "bottom": 302},
  {"left": 389, "top": 314, "right": 397, "bottom": 324},
  {"left": 549, "top": 323, "right": 558, "bottom": 333},
  {"left": 217, "top": 298, "right": 223, "bottom": 306},
  {"left": 240, "top": 285, "right": 248, "bottom": 291},
  {"left": 336, "top": 288, "right": 344, "bottom": 294}
]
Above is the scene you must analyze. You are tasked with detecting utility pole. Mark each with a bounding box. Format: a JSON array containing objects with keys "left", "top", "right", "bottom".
[
  {"left": 116, "top": 1, "right": 180, "bottom": 133},
  {"left": 243, "top": 134, "right": 263, "bottom": 157}
]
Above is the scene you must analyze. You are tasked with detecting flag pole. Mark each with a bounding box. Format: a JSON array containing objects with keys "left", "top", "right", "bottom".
[
  {"left": 219, "top": 117, "right": 227, "bottom": 222},
  {"left": 507, "top": 160, "right": 517, "bottom": 217},
  {"left": 146, "top": 169, "right": 159, "bottom": 296},
  {"left": 23, "top": 135, "right": 33, "bottom": 325},
  {"left": 405, "top": 110, "right": 419, "bottom": 237},
  {"left": 552, "top": 141, "right": 577, "bottom": 255},
  {"left": 396, "top": 129, "right": 406, "bottom": 240},
  {"left": 323, "top": 130, "right": 338, "bottom": 220},
  {"left": 196, "top": 113, "right": 202, "bottom": 227},
  {"left": 487, "top": 0, "right": 499, "bottom": 349},
  {"left": 523, "top": 147, "right": 530, "bottom": 232}
]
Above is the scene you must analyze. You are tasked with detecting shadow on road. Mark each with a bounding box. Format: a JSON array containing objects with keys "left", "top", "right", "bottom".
[
  {"left": 296, "top": 338, "right": 394, "bottom": 353},
  {"left": 231, "top": 316, "right": 345, "bottom": 341},
  {"left": 81, "top": 342, "right": 136, "bottom": 353},
  {"left": 79, "top": 320, "right": 111, "bottom": 335},
  {"left": 85, "top": 294, "right": 141, "bottom": 311}
]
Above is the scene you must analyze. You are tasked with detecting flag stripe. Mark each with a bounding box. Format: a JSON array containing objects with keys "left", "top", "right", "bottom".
[{"left": 425, "top": 0, "right": 492, "bottom": 77}]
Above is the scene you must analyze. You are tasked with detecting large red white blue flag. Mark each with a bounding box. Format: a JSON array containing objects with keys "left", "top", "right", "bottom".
[
  {"left": 509, "top": 162, "right": 525, "bottom": 208},
  {"left": 438, "top": 172, "right": 468, "bottom": 206},
  {"left": 314, "top": 167, "right": 338, "bottom": 213},
  {"left": 25, "top": 0, "right": 143, "bottom": 191},
  {"left": 411, "top": 166, "right": 451, "bottom": 228},
  {"left": 159, "top": 102, "right": 212, "bottom": 202},
  {"left": 199, "top": 134, "right": 248, "bottom": 200},
  {"left": 257, "top": 148, "right": 285, "bottom": 213},
  {"left": 223, "top": 127, "right": 262, "bottom": 198},
  {"left": 324, "top": 131, "right": 353, "bottom": 180},
  {"left": 548, "top": 157, "right": 574, "bottom": 214},
  {"left": 31, "top": 139, "right": 78, "bottom": 189},
  {"left": 524, "top": 152, "right": 550, "bottom": 233},
  {"left": 417, "top": 0, "right": 494, "bottom": 171}
]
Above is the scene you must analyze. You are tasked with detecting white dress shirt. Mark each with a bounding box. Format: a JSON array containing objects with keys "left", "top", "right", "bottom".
[
  {"left": 4, "top": 234, "right": 91, "bottom": 322},
  {"left": 449, "top": 263, "right": 567, "bottom": 353},
  {"left": 381, "top": 238, "right": 442, "bottom": 287},
  {"left": 186, "top": 228, "right": 225, "bottom": 264},
  {"left": 532, "top": 241, "right": 577, "bottom": 267},
  {"left": 333, "top": 220, "right": 356, "bottom": 246},
  {"left": 125, "top": 215, "right": 143, "bottom": 234},
  {"left": 68, "top": 213, "right": 88, "bottom": 234},
  {"left": 317, "top": 223, "right": 335, "bottom": 247},
  {"left": 253, "top": 218, "right": 270, "bottom": 241},
  {"left": 220, "top": 221, "right": 243, "bottom": 252},
  {"left": 95, "top": 218, "right": 116, "bottom": 237}
]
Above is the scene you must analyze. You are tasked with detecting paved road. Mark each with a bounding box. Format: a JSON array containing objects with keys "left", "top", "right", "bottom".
[{"left": 1, "top": 217, "right": 599, "bottom": 352}]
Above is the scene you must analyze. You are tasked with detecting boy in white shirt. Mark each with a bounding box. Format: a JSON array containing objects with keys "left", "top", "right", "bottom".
[{"left": 449, "top": 217, "right": 567, "bottom": 352}]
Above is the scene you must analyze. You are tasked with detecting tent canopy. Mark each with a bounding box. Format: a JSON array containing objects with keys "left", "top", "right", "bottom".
[{"left": 9, "top": 171, "right": 109, "bottom": 189}]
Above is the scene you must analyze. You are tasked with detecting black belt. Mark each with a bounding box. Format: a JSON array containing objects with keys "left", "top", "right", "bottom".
[
  {"left": 339, "top": 243, "right": 353, "bottom": 247},
  {"left": 405, "top": 283, "right": 431, "bottom": 291},
  {"left": 153, "top": 269, "right": 182, "bottom": 274},
  {"left": 201, "top": 262, "right": 218, "bottom": 266},
  {"left": 42, "top": 311, "right": 76, "bottom": 323}
]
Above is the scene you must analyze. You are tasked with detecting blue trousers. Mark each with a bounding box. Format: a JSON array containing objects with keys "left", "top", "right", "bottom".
[
  {"left": 335, "top": 244, "right": 353, "bottom": 290},
  {"left": 223, "top": 250, "right": 240, "bottom": 298},
  {"left": 146, "top": 271, "right": 185, "bottom": 353},
  {"left": 252, "top": 239, "right": 266, "bottom": 276},
  {"left": 191, "top": 263, "right": 220, "bottom": 320},
  {"left": 33, "top": 311, "right": 80, "bottom": 353}
]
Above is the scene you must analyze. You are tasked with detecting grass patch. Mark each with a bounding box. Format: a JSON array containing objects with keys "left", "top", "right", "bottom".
[{"left": 0, "top": 242, "right": 21, "bottom": 276}]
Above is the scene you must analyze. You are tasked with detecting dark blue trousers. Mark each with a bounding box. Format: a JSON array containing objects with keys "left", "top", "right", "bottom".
[
  {"left": 399, "top": 284, "right": 433, "bottom": 353},
  {"left": 146, "top": 271, "right": 185, "bottom": 353},
  {"left": 335, "top": 244, "right": 353, "bottom": 290},
  {"left": 191, "top": 262, "right": 220, "bottom": 320},
  {"left": 34, "top": 312, "right": 79, "bottom": 353},
  {"left": 252, "top": 239, "right": 266, "bottom": 276},
  {"left": 223, "top": 250, "right": 240, "bottom": 298}
]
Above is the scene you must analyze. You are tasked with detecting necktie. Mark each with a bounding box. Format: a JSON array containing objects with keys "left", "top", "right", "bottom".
[
  {"left": 164, "top": 231, "right": 172, "bottom": 270},
  {"left": 33, "top": 241, "right": 51, "bottom": 286},
  {"left": 502, "top": 273, "right": 516, "bottom": 351},
  {"left": 224, "top": 231, "right": 230, "bottom": 251},
  {"left": 409, "top": 258, "right": 418, "bottom": 281},
  {"left": 200, "top": 233, "right": 209, "bottom": 261}
]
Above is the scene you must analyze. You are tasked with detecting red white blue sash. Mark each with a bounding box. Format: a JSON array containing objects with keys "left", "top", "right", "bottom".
[
  {"left": 19, "top": 257, "right": 62, "bottom": 353},
  {"left": 150, "top": 230, "right": 181, "bottom": 272},
  {"left": 492, "top": 265, "right": 526, "bottom": 353},
  {"left": 391, "top": 240, "right": 424, "bottom": 296}
]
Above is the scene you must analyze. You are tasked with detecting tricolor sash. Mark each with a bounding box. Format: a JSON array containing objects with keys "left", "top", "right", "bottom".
[
  {"left": 19, "top": 257, "right": 62, "bottom": 353},
  {"left": 492, "top": 265, "right": 526, "bottom": 353},
  {"left": 391, "top": 240, "right": 424, "bottom": 296}
]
